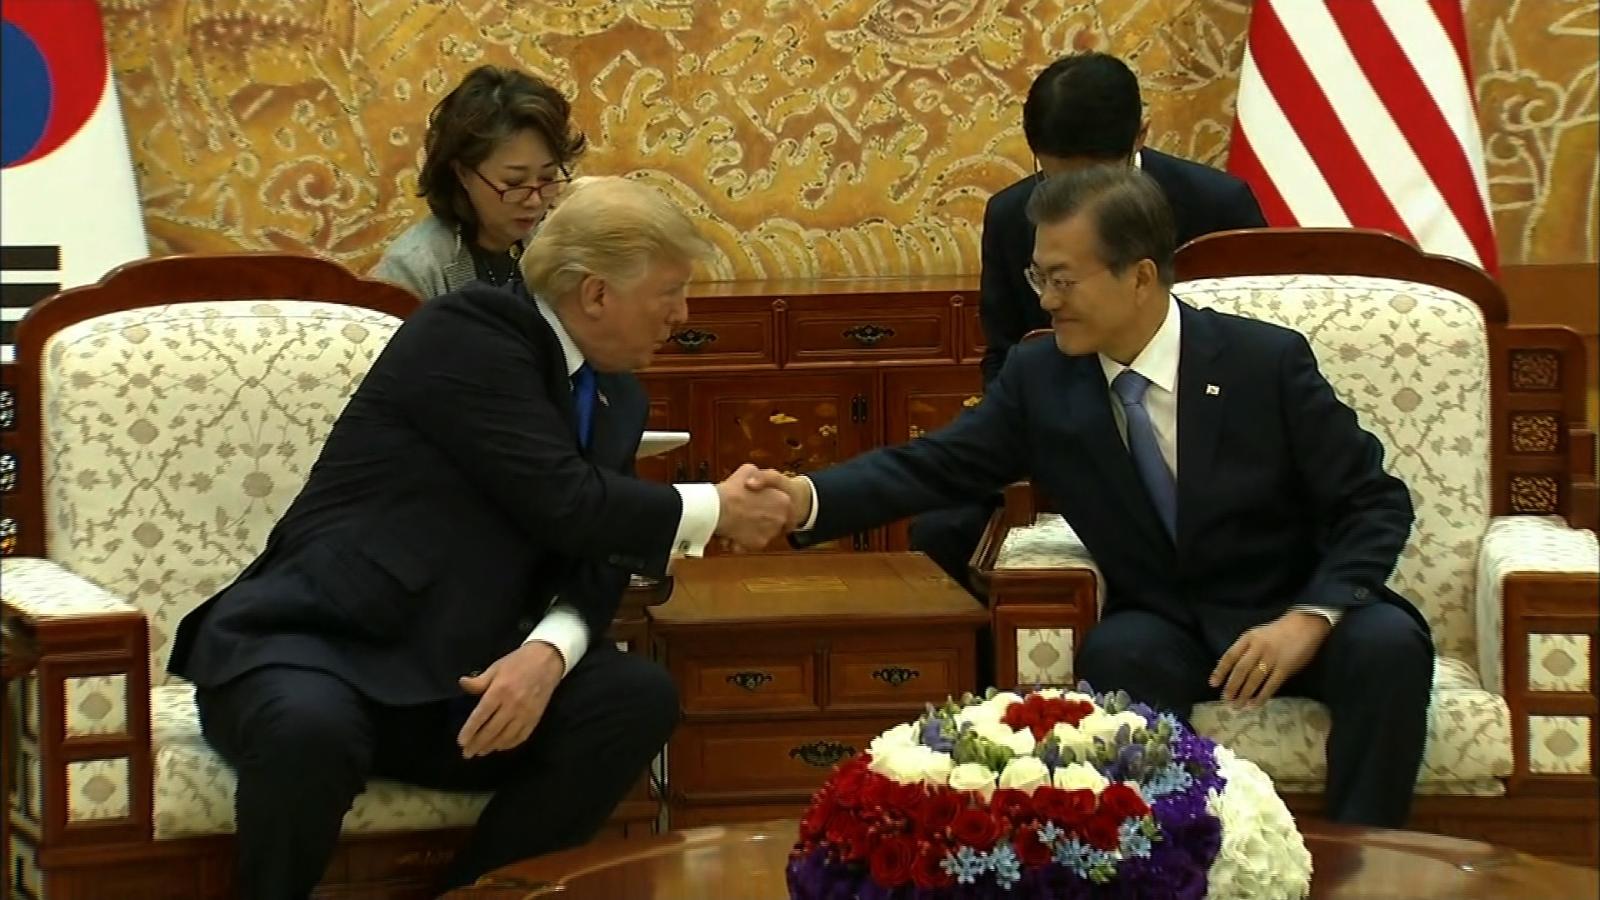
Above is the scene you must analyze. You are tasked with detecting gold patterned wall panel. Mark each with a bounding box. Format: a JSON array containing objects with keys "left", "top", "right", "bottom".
[{"left": 104, "top": 0, "right": 1597, "bottom": 278}]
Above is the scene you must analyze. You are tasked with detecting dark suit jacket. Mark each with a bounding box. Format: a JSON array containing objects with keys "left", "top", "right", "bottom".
[
  {"left": 168, "top": 284, "right": 683, "bottom": 705},
  {"left": 979, "top": 149, "right": 1267, "bottom": 384},
  {"left": 800, "top": 303, "right": 1424, "bottom": 653}
]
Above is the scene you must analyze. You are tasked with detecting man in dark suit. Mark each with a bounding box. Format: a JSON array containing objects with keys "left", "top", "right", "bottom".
[
  {"left": 910, "top": 51, "right": 1267, "bottom": 591},
  {"left": 760, "top": 167, "right": 1432, "bottom": 827},
  {"left": 168, "top": 177, "right": 794, "bottom": 899}
]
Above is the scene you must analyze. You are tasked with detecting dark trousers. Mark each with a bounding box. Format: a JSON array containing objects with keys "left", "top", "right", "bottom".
[
  {"left": 195, "top": 644, "right": 678, "bottom": 900},
  {"left": 1076, "top": 604, "right": 1432, "bottom": 828}
]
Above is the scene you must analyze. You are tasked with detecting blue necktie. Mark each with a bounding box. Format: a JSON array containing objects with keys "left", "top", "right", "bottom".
[
  {"left": 1111, "top": 369, "right": 1176, "bottom": 538},
  {"left": 572, "top": 362, "right": 596, "bottom": 449}
]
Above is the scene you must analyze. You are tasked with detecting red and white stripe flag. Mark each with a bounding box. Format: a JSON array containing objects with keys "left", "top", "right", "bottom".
[{"left": 1227, "top": 0, "right": 1498, "bottom": 274}]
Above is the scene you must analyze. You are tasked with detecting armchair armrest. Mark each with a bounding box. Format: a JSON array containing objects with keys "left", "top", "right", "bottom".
[
  {"left": 1473, "top": 517, "right": 1599, "bottom": 792},
  {"left": 972, "top": 487, "right": 1103, "bottom": 690},
  {"left": 2, "top": 557, "right": 153, "bottom": 849}
]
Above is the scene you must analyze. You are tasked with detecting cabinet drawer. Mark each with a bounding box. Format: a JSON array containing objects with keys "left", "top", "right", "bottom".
[
  {"left": 828, "top": 647, "right": 965, "bottom": 710},
  {"left": 670, "top": 717, "right": 902, "bottom": 798},
  {"left": 785, "top": 301, "right": 955, "bottom": 364},
  {"left": 678, "top": 652, "right": 819, "bottom": 714},
  {"left": 652, "top": 310, "right": 776, "bottom": 367}
]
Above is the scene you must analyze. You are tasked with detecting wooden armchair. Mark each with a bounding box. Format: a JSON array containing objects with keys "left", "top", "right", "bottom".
[
  {"left": 973, "top": 229, "right": 1600, "bottom": 863},
  {"left": 0, "top": 254, "right": 659, "bottom": 899}
]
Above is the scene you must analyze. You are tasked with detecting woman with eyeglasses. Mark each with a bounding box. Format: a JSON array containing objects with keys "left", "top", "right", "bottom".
[{"left": 373, "top": 65, "right": 585, "bottom": 299}]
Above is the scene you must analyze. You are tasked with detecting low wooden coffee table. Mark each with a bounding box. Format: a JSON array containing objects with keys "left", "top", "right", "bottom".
[{"left": 444, "top": 818, "right": 1599, "bottom": 898}]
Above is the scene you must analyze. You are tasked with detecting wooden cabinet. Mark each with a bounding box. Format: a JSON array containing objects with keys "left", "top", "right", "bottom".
[
  {"left": 651, "top": 553, "right": 987, "bottom": 827},
  {"left": 641, "top": 277, "right": 982, "bottom": 553}
]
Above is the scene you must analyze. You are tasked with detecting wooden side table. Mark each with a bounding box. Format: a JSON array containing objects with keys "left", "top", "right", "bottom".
[{"left": 649, "top": 552, "right": 988, "bottom": 828}]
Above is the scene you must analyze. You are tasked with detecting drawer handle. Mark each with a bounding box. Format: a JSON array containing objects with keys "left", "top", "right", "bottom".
[
  {"left": 788, "top": 739, "right": 857, "bottom": 768},
  {"left": 842, "top": 323, "right": 896, "bottom": 347},
  {"left": 724, "top": 671, "right": 774, "bottom": 692},
  {"left": 872, "top": 666, "right": 921, "bottom": 687},
  {"left": 668, "top": 328, "right": 718, "bottom": 351}
]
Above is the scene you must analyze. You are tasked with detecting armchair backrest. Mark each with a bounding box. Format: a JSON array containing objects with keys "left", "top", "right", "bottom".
[
  {"left": 5, "top": 254, "right": 418, "bottom": 686},
  {"left": 1171, "top": 229, "right": 1596, "bottom": 663}
]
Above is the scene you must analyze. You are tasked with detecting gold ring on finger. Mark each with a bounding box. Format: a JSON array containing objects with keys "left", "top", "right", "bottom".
[{"left": 1256, "top": 662, "right": 1271, "bottom": 675}]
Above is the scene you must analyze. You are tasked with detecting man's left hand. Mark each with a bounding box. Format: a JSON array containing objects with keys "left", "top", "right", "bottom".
[
  {"left": 1209, "top": 611, "right": 1333, "bottom": 708},
  {"left": 457, "top": 641, "right": 564, "bottom": 758}
]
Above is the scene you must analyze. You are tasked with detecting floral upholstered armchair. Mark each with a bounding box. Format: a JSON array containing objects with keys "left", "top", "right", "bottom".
[
  {"left": 0, "top": 254, "right": 657, "bottom": 899},
  {"left": 973, "top": 229, "right": 1599, "bottom": 864}
]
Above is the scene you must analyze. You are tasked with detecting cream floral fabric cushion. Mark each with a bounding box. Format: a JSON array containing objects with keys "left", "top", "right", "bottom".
[
  {"left": 151, "top": 685, "right": 490, "bottom": 839},
  {"left": 39, "top": 301, "right": 403, "bottom": 686},
  {"left": 1191, "top": 656, "right": 1511, "bottom": 791},
  {"left": 0, "top": 556, "right": 140, "bottom": 618},
  {"left": 1175, "top": 275, "right": 1491, "bottom": 664},
  {"left": 1474, "top": 515, "right": 1600, "bottom": 694},
  {"left": 994, "top": 514, "right": 1103, "bottom": 613}
]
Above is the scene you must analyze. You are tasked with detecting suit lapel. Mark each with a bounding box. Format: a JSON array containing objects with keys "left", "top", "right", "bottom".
[
  {"left": 1061, "top": 355, "right": 1172, "bottom": 553},
  {"left": 1175, "top": 304, "right": 1227, "bottom": 558}
]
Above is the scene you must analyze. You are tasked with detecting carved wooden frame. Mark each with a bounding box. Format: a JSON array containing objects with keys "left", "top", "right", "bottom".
[{"left": 972, "top": 228, "right": 1600, "bottom": 863}]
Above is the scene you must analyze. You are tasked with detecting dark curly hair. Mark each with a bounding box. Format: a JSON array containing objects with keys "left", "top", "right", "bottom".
[{"left": 417, "top": 65, "right": 587, "bottom": 238}]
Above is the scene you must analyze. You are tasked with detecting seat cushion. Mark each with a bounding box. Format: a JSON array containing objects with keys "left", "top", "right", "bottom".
[
  {"left": 1191, "top": 656, "right": 1511, "bottom": 796},
  {"left": 151, "top": 684, "right": 490, "bottom": 839}
]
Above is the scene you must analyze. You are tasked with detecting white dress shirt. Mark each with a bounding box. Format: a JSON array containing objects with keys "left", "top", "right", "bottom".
[
  {"left": 523, "top": 298, "right": 720, "bottom": 676},
  {"left": 801, "top": 295, "right": 1339, "bottom": 625}
]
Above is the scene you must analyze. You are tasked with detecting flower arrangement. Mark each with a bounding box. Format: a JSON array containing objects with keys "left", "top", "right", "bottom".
[{"left": 787, "top": 685, "right": 1311, "bottom": 899}]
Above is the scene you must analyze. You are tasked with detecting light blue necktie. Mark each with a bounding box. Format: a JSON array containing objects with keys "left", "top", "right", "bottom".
[
  {"left": 1111, "top": 369, "right": 1176, "bottom": 537},
  {"left": 572, "top": 362, "right": 596, "bottom": 449}
]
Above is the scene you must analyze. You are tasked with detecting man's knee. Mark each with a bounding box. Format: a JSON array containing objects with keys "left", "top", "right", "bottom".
[
  {"left": 1330, "top": 603, "right": 1433, "bottom": 693},
  {"left": 608, "top": 658, "right": 680, "bottom": 747},
  {"left": 210, "top": 676, "right": 373, "bottom": 787}
]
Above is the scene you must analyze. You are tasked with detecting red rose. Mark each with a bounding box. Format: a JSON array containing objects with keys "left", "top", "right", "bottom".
[
  {"left": 989, "top": 788, "right": 1032, "bottom": 825},
  {"left": 1014, "top": 823, "right": 1055, "bottom": 867},
  {"left": 800, "top": 797, "right": 833, "bottom": 840},
  {"left": 888, "top": 780, "right": 927, "bottom": 816},
  {"left": 825, "top": 810, "right": 866, "bottom": 853},
  {"left": 869, "top": 836, "right": 917, "bottom": 887},
  {"left": 911, "top": 841, "right": 954, "bottom": 889},
  {"left": 859, "top": 772, "right": 894, "bottom": 811},
  {"left": 1099, "top": 783, "right": 1149, "bottom": 820},
  {"left": 833, "top": 767, "right": 865, "bottom": 808},
  {"left": 1033, "top": 786, "right": 1096, "bottom": 826},
  {"left": 1083, "top": 809, "right": 1122, "bottom": 850},
  {"left": 916, "top": 790, "right": 964, "bottom": 833},
  {"left": 1058, "top": 699, "right": 1094, "bottom": 727},
  {"left": 950, "top": 807, "right": 999, "bottom": 850}
]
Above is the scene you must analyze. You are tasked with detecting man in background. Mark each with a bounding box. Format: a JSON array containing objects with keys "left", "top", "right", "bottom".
[
  {"left": 911, "top": 51, "right": 1267, "bottom": 593},
  {"left": 764, "top": 167, "right": 1430, "bottom": 828},
  {"left": 169, "top": 177, "right": 793, "bottom": 898}
]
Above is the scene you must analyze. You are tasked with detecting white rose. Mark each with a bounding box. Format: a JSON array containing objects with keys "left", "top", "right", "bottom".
[
  {"left": 918, "top": 748, "right": 954, "bottom": 787},
  {"left": 985, "top": 691, "right": 1024, "bottom": 712},
  {"left": 1052, "top": 761, "right": 1110, "bottom": 794},
  {"left": 948, "top": 762, "right": 998, "bottom": 800},
  {"left": 876, "top": 745, "right": 933, "bottom": 785},
  {"left": 1050, "top": 722, "right": 1098, "bottom": 758},
  {"left": 1060, "top": 691, "right": 1098, "bottom": 706},
  {"left": 1033, "top": 688, "right": 1063, "bottom": 699},
  {"left": 997, "top": 755, "right": 1051, "bottom": 795},
  {"left": 972, "top": 721, "right": 1036, "bottom": 757},
  {"left": 868, "top": 723, "right": 919, "bottom": 759},
  {"left": 956, "top": 703, "right": 1005, "bottom": 728},
  {"left": 1076, "top": 709, "right": 1145, "bottom": 743}
]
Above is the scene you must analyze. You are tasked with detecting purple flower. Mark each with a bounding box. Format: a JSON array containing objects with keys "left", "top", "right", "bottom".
[{"left": 921, "top": 716, "right": 955, "bottom": 752}]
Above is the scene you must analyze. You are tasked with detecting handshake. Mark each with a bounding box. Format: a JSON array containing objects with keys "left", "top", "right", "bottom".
[{"left": 711, "top": 464, "right": 813, "bottom": 552}]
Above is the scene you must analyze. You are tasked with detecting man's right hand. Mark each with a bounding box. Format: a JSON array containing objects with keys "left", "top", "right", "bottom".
[{"left": 714, "top": 463, "right": 793, "bottom": 551}]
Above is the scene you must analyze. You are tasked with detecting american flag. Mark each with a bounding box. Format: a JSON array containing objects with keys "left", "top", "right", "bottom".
[{"left": 1227, "top": 0, "right": 1498, "bottom": 275}]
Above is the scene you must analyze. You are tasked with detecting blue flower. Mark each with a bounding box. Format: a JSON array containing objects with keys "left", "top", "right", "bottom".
[
  {"left": 1141, "top": 762, "right": 1196, "bottom": 799},
  {"left": 987, "top": 842, "right": 1023, "bottom": 889},
  {"left": 1119, "top": 819, "right": 1154, "bottom": 858},
  {"left": 940, "top": 845, "right": 987, "bottom": 885}
]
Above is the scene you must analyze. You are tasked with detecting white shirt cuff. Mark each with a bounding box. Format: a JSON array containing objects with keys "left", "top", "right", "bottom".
[
  {"left": 1290, "top": 604, "right": 1343, "bottom": 626},
  {"left": 671, "top": 482, "right": 719, "bottom": 556},
  {"left": 524, "top": 602, "right": 589, "bottom": 678},
  {"left": 797, "top": 475, "right": 820, "bottom": 531}
]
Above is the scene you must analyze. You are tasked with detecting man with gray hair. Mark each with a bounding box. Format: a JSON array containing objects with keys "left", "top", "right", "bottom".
[
  {"left": 169, "top": 176, "right": 793, "bottom": 898},
  {"left": 756, "top": 165, "right": 1432, "bottom": 829}
]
